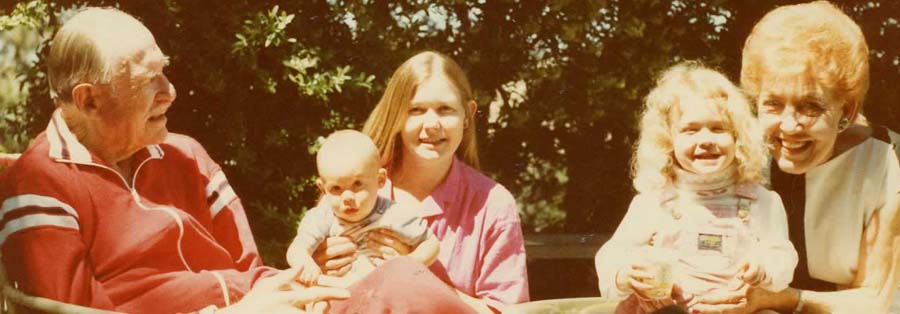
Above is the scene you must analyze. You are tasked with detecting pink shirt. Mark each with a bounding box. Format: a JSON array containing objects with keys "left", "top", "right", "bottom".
[{"left": 381, "top": 158, "right": 530, "bottom": 310}]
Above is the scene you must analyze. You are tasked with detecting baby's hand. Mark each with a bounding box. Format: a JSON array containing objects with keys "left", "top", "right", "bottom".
[
  {"left": 738, "top": 261, "right": 767, "bottom": 286},
  {"left": 297, "top": 263, "right": 322, "bottom": 286}
]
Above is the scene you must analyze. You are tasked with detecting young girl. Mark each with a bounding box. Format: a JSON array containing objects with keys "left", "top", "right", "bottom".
[{"left": 594, "top": 62, "right": 798, "bottom": 314}]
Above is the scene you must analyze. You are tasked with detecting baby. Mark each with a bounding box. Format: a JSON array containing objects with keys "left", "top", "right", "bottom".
[
  {"left": 594, "top": 62, "right": 798, "bottom": 314},
  {"left": 286, "top": 130, "right": 439, "bottom": 312}
]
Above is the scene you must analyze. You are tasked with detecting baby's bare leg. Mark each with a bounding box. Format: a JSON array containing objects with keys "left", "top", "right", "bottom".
[{"left": 752, "top": 310, "right": 780, "bottom": 314}]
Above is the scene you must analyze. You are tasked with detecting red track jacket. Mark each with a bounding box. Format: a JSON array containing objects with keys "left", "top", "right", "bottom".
[{"left": 0, "top": 110, "right": 276, "bottom": 313}]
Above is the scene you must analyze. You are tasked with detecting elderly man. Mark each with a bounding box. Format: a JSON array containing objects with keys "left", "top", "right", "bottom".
[{"left": 0, "top": 8, "right": 346, "bottom": 314}]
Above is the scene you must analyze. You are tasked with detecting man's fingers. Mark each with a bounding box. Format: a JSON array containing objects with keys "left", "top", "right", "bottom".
[
  {"left": 284, "top": 287, "right": 351, "bottom": 307},
  {"left": 257, "top": 268, "right": 303, "bottom": 291}
]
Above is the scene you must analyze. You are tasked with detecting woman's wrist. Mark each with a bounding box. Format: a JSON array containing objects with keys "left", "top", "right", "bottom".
[
  {"left": 746, "top": 286, "right": 799, "bottom": 313},
  {"left": 769, "top": 287, "right": 802, "bottom": 313}
]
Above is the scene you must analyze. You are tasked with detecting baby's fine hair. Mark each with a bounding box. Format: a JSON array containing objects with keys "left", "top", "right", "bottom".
[
  {"left": 316, "top": 129, "right": 381, "bottom": 174},
  {"left": 632, "top": 61, "right": 765, "bottom": 193}
]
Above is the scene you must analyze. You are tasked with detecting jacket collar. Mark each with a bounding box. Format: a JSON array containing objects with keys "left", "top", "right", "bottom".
[{"left": 46, "top": 109, "right": 164, "bottom": 165}]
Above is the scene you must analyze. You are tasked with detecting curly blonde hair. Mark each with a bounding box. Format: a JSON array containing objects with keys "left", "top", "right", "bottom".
[
  {"left": 741, "top": 1, "right": 868, "bottom": 119},
  {"left": 633, "top": 62, "right": 765, "bottom": 193}
]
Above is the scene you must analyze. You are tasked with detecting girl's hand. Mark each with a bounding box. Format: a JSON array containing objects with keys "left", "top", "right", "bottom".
[
  {"left": 616, "top": 262, "right": 656, "bottom": 298},
  {"left": 368, "top": 229, "right": 414, "bottom": 257},
  {"left": 312, "top": 236, "right": 356, "bottom": 276},
  {"left": 738, "top": 261, "right": 767, "bottom": 286}
]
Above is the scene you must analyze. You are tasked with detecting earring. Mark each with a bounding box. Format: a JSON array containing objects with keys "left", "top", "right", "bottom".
[{"left": 838, "top": 117, "right": 850, "bottom": 132}]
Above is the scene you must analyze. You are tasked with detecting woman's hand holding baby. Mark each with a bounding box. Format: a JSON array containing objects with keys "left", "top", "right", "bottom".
[
  {"left": 368, "top": 229, "right": 414, "bottom": 257},
  {"left": 312, "top": 236, "right": 357, "bottom": 276}
]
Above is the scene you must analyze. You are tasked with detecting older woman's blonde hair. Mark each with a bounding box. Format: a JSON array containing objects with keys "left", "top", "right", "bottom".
[
  {"left": 362, "top": 51, "right": 479, "bottom": 170},
  {"left": 633, "top": 62, "right": 765, "bottom": 193},
  {"left": 741, "top": 1, "right": 869, "bottom": 119},
  {"left": 48, "top": 7, "right": 147, "bottom": 104}
]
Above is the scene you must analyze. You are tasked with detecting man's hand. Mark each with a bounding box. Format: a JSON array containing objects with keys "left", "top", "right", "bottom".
[
  {"left": 218, "top": 268, "right": 350, "bottom": 314},
  {"left": 312, "top": 236, "right": 356, "bottom": 276}
]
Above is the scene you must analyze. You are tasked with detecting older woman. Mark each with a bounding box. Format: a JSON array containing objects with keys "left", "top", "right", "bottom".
[
  {"left": 692, "top": 2, "right": 900, "bottom": 313},
  {"left": 313, "top": 51, "right": 530, "bottom": 313}
]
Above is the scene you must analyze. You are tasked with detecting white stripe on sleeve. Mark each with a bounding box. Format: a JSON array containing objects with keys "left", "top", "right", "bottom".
[
  {"left": 0, "top": 214, "right": 79, "bottom": 247},
  {"left": 205, "top": 171, "right": 228, "bottom": 198},
  {"left": 1, "top": 194, "right": 79, "bottom": 220},
  {"left": 210, "top": 185, "right": 237, "bottom": 218}
]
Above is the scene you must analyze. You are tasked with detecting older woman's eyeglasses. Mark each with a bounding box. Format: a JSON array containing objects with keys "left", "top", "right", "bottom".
[{"left": 759, "top": 100, "right": 838, "bottom": 125}]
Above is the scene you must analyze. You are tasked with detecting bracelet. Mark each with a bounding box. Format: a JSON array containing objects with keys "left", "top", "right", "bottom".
[{"left": 793, "top": 289, "right": 805, "bottom": 314}]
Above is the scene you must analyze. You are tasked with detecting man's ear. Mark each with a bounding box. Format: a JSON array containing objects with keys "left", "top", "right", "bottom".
[
  {"left": 377, "top": 168, "right": 387, "bottom": 188},
  {"left": 71, "top": 83, "right": 99, "bottom": 114}
]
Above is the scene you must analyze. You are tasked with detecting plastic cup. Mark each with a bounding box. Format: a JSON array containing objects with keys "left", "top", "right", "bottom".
[{"left": 642, "top": 248, "right": 675, "bottom": 299}]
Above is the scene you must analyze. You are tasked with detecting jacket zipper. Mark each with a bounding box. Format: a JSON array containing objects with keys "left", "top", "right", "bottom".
[{"left": 62, "top": 157, "right": 195, "bottom": 273}]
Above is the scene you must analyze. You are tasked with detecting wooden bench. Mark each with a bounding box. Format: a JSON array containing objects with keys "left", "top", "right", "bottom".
[
  {"left": 524, "top": 233, "right": 609, "bottom": 301},
  {"left": 525, "top": 233, "right": 608, "bottom": 260}
]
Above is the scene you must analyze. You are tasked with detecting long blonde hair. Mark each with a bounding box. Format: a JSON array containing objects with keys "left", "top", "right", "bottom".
[
  {"left": 363, "top": 51, "right": 480, "bottom": 169},
  {"left": 633, "top": 62, "right": 765, "bottom": 193}
]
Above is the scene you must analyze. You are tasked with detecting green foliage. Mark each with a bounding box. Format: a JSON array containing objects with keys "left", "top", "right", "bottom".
[
  {"left": 0, "top": 0, "right": 51, "bottom": 153},
  {"left": 233, "top": 5, "right": 295, "bottom": 52},
  {"left": 2, "top": 0, "right": 899, "bottom": 267},
  {"left": 0, "top": 1, "right": 48, "bottom": 31}
]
